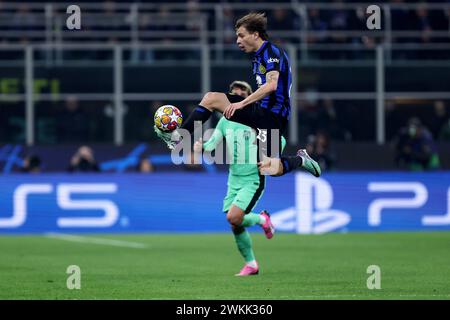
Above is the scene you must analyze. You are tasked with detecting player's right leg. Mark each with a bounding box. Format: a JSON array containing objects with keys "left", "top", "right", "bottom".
[
  {"left": 181, "top": 92, "right": 255, "bottom": 135},
  {"left": 258, "top": 149, "right": 322, "bottom": 177},
  {"left": 181, "top": 92, "right": 230, "bottom": 133},
  {"left": 155, "top": 92, "right": 230, "bottom": 149},
  {"left": 155, "top": 92, "right": 253, "bottom": 149}
]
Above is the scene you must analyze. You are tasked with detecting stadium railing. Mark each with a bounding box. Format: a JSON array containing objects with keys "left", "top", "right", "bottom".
[
  {"left": 0, "top": 43, "right": 449, "bottom": 147},
  {"left": 0, "top": 2, "right": 449, "bottom": 147}
]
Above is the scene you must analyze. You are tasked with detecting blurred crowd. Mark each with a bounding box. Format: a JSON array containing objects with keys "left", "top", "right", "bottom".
[
  {"left": 1, "top": 0, "right": 450, "bottom": 172},
  {"left": 5, "top": 93, "right": 450, "bottom": 173},
  {"left": 298, "top": 97, "right": 450, "bottom": 142},
  {"left": 1, "top": 0, "right": 449, "bottom": 55},
  {"left": 393, "top": 117, "right": 441, "bottom": 171},
  {"left": 21, "top": 145, "right": 156, "bottom": 174},
  {"left": 15, "top": 95, "right": 448, "bottom": 173}
]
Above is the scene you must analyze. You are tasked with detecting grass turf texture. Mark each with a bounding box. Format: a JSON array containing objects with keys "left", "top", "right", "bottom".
[{"left": 0, "top": 232, "right": 449, "bottom": 299}]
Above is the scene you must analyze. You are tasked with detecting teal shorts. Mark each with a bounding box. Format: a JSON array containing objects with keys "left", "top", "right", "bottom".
[{"left": 222, "top": 173, "right": 266, "bottom": 214}]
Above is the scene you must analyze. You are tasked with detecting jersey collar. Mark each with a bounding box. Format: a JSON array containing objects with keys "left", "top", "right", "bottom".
[{"left": 254, "top": 41, "right": 268, "bottom": 57}]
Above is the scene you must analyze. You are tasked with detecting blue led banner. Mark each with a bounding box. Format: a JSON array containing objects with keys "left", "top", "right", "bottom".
[{"left": 0, "top": 172, "right": 449, "bottom": 234}]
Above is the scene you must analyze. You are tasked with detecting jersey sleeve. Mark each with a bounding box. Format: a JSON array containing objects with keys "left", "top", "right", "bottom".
[
  {"left": 202, "top": 117, "right": 225, "bottom": 152},
  {"left": 264, "top": 46, "right": 282, "bottom": 73}
]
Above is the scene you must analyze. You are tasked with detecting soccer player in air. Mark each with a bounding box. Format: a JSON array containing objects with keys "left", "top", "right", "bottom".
[
  {"left": 155, "top": 12, "right": 321, "bottom": 178},
  {"left": 193, "top": 80, "right": 286, "bottom": 276}
]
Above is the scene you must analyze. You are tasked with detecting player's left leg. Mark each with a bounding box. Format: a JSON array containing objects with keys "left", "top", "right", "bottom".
[
  {"left": 224, "top": 175, "right": 268, "bottom": 276},
  {"left": 258, "top": 149, "right": 321, "bottom": 177},
  {"left": 227, "top": 207, "right": 259, "bottom": 276},
  {"left": 255, "top": 114, "right": 321, "bottom": 177},
  {"left": 223, "top": 182, "right": 257, "bottom": 270},
  {"left": 227, "top": 173, "right": 274, "bottom": 239}
]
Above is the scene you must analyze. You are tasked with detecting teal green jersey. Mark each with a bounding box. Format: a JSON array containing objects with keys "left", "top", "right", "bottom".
[{"left": 203, "top": 117, "right": 286, "bottom": 176}]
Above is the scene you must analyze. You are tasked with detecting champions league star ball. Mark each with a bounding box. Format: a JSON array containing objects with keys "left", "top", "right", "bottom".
[{"left": 154, "top": 105, "right": 183, "bottom": 132}]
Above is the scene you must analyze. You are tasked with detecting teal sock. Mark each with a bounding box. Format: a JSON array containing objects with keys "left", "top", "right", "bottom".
[
  {"left": 240, "top": 212, "right": 262, "bottom": 228},
  {"left": 233, "top": 228, "right": 255, "bottom": 263}
]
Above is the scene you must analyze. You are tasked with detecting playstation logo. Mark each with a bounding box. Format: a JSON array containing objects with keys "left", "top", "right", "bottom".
[{"left": 271, "top": 173, "right": 351, "bottom": 234}]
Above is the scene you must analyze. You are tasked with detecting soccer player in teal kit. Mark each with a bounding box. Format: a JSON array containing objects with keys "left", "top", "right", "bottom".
[{"left": 194, "top": 81, "right": 286, "bottom": 276}]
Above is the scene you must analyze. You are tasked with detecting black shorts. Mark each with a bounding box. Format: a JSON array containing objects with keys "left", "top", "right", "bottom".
[{"left": 226, "top": 93, "right": 287, "bottom": 158}]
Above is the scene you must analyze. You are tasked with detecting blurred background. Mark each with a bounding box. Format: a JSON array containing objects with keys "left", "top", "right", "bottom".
[
  {"left": 0, "top": 0, "right": 449, "bottom": 174},
  {"left": 2, "top": 2, "right": 450, "bottom": 299},
  {"left": 0, "top": 0, "right": 450, "bottom": 302}
]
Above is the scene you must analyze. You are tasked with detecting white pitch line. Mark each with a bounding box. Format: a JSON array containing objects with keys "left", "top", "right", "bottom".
[{"left": 45, "top": 233, "right": 147, "bottom": 249}]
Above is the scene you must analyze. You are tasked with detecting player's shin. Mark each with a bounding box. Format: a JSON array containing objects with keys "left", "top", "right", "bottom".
[
  {"left": 280, "top": 156, "right": 303, "bottom": 175},
  {"left": 240, "top": 212, "right": 265, "bottom": 227},
  {"left": 279, "top": 152, "right": 322, "bottom": 177},
  {"left": 232, "top": 226, "right": 256, "bottom": 265},
  {"left": 181, "top": 105, "right": 212, "bottom": 133}
]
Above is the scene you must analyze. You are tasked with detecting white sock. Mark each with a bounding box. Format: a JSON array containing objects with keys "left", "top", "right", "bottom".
[
  {"left": 259, "top": 215, "right": 266, "bottom": 225},
  {"left": 246, "top": 260, "right": 258, "bottom": 268}
]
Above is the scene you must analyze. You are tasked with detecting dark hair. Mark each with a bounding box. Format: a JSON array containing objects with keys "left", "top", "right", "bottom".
[
  {"left": 28, "top": 155, "right": 41, "bottom": 168},
  {"left": 235, "top": 12, "right": 269, "bottom": 40}
]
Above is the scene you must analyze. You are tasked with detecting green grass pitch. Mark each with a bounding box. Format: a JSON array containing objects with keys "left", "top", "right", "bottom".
[{"left": 1, "top": 232, "right": 449, "bottom": 299}]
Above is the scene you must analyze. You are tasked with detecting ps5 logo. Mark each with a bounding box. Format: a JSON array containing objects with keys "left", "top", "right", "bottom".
[
  {"left": 0, "top": 183, "right": 119, "bottom": 228},
  {"left": 368, "top": 182, "right": 450, "bottom": 226},
  {"left": 272, "top": 174, "right": 450, "bottom": 234},
  {"left": 271, "top": 173, "right": 351, "bottom": 234}
]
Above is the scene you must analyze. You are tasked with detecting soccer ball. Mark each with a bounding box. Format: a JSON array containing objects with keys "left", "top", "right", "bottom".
[{"left": 154, "top": 105, "right": 183, "bottom": 132}]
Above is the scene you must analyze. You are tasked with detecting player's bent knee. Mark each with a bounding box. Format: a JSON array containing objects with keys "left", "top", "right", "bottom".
[
  {"left": 226, "top": 212, "right": 235, "bottom": 225},
  {"left": 226, "top": 210, "right": 244, "bottom": 226},
  {"left": 201, "top": 92, "right": 225, "bottom": 109}
]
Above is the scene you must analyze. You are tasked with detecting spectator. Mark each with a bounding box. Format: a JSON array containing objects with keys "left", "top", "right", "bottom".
[
  {"left": 12, "top": 3, "right": 37, "bottom": 32},
  {"left": 130, "top": 13, "right": 155, "bottom": 63},
  {"left": 58, "top": 96, "right": 89, "bottom": 143},
  {"left": 439, "top": 118, "right": 450, "bottom": 141},
  {"left": 222, "top": 4, "right": 237, "bottom": 47},
  {"left": 186, "top": 0, "right": 201, "bottom": 32},
  {"left": 327, "top": 0, "right": 351, "bottom": 45},
  {"left": 414, "top": 5, "right": 433, "bottom": 44},
  {"left": 137, "top": 158, "right": 154, "bottom": 173},
  {"left": 307, "top": 8, "right": 329, "bottom": 44},
  {"left": 428, "top": 101, "right": 449, "bottom": 140},
  {"left": 306, "top": 132, "right": 336, "bottom": 171},
  {"left": 21, "top": 155, "right": 42, "bottom": 173},
  {"left": 269, "top": 8, "right": 295, "bottom": 31},
  {"left": 68, "top": 146, "right": 100, "bottom": 172},
  {"left": 394, "top": 117, "right": 440, "bottom": 171},
  {"left": 391, "top": 0, "right": 411, "bottom": 32},
  {"left": 316, "top": 98, "right": 348, "bottom": 140},
  {"left": 298, "top": 89, "right": 320, "bottom": 138}
]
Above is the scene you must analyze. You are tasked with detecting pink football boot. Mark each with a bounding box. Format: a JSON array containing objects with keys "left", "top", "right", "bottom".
[
  {"left": 260, "top": 210, "right": 275, "bottom": 239},
  {"left": 235, "top": 263, "right": 259, "bottom": 276}
]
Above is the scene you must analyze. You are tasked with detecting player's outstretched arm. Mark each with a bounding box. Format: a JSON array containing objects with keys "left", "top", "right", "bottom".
[{"left": 224, "top": 71, "right": 279, "bottom": 119}]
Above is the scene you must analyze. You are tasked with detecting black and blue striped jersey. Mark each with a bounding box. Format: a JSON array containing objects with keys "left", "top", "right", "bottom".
[{"left": 252, "top": 41, "right": 292, "bottom": 120}]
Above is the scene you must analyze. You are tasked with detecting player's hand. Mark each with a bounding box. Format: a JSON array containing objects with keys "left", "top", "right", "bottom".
[
  {"left": 224, "top": 101, "right": 245, "bottom": 119},
  {"left": 258, "top": 156, "right": 283, "bottom": 176},
  {"left": 193, "top": 138, "right": 203, "bottom": 153}
]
